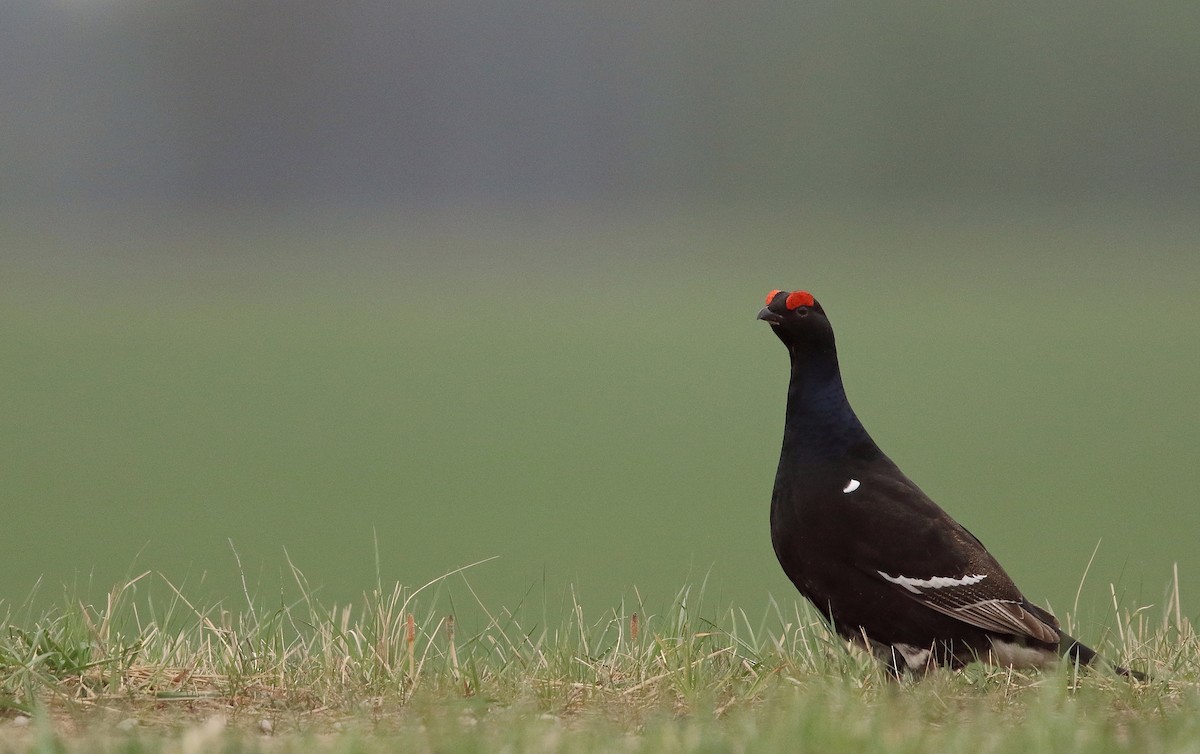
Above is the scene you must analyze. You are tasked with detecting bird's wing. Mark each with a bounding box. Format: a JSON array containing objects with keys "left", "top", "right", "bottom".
[
  {"left": 871, "top": 569, "right": 1061, "bottom": 643},
  {"left": 845, "top": 462, "right": 1061, "bottom": 644}
]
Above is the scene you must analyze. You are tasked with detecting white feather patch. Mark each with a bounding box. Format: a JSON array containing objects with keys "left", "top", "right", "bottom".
[
  {"left": 893, "top": 643, "right": 933, "bottom": 670},
  {"left": 842, "top": 479, "right": 860, "bottom": 493},
  {"left": 878, "top": 571, "right": 988, "bottom": 594},
  {"left": 988, "top": 638, "right": 1058, "bottom": 669}
]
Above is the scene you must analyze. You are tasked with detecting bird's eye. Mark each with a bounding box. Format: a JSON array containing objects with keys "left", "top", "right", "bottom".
[{"left": 797, "top": 307, "right": 810, "bottom": 317}]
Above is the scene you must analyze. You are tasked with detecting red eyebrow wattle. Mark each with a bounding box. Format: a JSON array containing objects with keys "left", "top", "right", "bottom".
[
  {"left": 785, "top": 290, "right": 814, "bottom": 310},
  {"left": 765, "top": 289, "right": 783, "bottom": 306}
]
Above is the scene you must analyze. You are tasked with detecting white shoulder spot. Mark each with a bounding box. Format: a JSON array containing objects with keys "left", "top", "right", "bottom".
[
  {"left": 842, "top": 479, "right": 860, "bottom": 494},
  {"left": 877, "top": 571, "right": 988, "bottom": 594}
]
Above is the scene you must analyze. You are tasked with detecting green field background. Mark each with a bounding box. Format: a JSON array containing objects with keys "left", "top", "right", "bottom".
[{"left": 2, "top": 204, "right": 1197, "bottom": 636}]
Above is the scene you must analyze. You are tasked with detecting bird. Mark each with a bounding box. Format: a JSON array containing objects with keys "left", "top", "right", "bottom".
[{"left": 757, "top": 288, "right": 1142, "bottom": 678}]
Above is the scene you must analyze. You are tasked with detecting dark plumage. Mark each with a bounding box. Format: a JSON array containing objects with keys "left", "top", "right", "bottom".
[{"left": 758, "top": 288, "right": 1141, "bottom": 678}]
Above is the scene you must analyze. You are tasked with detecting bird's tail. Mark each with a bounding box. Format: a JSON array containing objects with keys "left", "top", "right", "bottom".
[{"left": 1059, "top": 633, "right": 1146, "bottom": 681}]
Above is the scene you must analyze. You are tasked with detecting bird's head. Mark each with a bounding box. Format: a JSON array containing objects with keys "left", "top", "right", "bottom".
[{"left": 757, "top": 289, "right": 836, "bottom": 353}]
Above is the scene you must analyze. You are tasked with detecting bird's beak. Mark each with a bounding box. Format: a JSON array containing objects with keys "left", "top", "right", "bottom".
[{"left": 757, "top": 307, "right": 783, "bottom": 325}]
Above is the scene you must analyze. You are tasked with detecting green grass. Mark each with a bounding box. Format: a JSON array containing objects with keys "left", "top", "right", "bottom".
[
  {"left": 0, "top": 567, "right": 1196, "bottom": 752},
  {"left": 0, "top": 204, "right": 1198, "bottom": 748}
]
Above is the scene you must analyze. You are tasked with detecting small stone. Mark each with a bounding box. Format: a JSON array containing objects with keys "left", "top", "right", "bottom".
[
  {"left": 116, "top": 718, "right": 138, "bottom": 732},
  {"left": 258, "top": 718, "right": 274, "bottom": 735},
  {"left": 12, "top": 715, "right": 30, "bottom": 728}
]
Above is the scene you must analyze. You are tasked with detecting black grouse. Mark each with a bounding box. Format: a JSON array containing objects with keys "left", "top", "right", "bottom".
[{"left": 758, "top": 288, "right": 1140, "bottom": 677}]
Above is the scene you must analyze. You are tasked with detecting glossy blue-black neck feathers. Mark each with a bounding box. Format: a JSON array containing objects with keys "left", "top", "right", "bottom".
[{"left": 781, "top": 344, "right": 878, "bottom": 463}]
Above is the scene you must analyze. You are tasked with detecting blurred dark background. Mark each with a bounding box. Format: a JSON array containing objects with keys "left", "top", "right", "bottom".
[
  {"left": 4, "top": 1, "right": 1197, "bottom": 210},
  {"left": 1, "top": 2, "right": 1197, "bottom": 632}
]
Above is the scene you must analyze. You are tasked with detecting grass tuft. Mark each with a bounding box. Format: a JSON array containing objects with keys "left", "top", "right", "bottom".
[{"left": 0, "top": 565, "right": 1195, "bottom": 751}]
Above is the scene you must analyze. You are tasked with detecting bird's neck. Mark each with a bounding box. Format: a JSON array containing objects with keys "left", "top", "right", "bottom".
[{"left": 782, "top": 348, "right": 875, "bottom": 462}]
